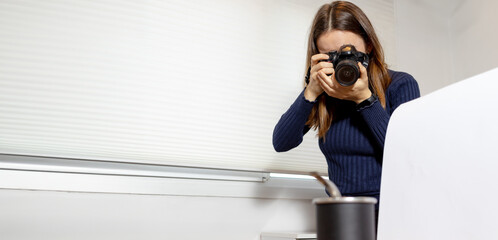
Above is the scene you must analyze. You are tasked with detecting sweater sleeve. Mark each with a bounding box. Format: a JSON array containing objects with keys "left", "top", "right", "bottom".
[
  {"left": 358, "top": 73, "right": 420, "bottom": 150},
  {"left": 272, "top": 90, "right": 316, "bottom": 152}
]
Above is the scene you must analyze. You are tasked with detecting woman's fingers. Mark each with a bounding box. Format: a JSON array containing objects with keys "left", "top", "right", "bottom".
[
  {"left": 358, "top": 62, "right": 367, "bottom": 80},
  {"left": 319, "top": 71, "right": 336, "bottom": 88},
  {"left": 310, "top": 53, "right": 332, "bottom": 82},
  {"left": 311, "top": 61, "right": 333, "bottom": 74},
  {"left": 319, "top": 66, "right": 334, "bottom": 75},
  {"left": 311, "top": 53, "right": 330, "bottom": 65},
  {"left": 311, "top": 62, "right": 333, "bottom": 84},
  {"left": 317, "top": 72, "right": 335, "bottom": 95}
]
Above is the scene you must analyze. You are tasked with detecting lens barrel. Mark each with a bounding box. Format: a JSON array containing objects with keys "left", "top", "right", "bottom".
[{"left": 335, "top": 60, "right": 359, "bottom": 86}]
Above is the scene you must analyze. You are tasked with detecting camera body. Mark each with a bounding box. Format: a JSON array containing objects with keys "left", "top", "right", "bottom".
[{"left": 323, "top": 44, "right": 370, "bottom": 86}]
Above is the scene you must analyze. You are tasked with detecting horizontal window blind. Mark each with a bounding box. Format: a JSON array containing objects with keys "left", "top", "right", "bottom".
[{"left": 0, "top": 0, "right": 394, "bottom": 175}]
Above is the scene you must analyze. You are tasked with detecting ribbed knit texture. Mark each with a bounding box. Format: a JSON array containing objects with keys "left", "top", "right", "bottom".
[{"left": 273, "top": 70, "right": 420, "bottom": 200}]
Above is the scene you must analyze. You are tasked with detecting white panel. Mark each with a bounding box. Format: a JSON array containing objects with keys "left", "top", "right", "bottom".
[
  {"left": 0, "top": 0, "right": 395, "bottom": 174},
  {"left": 378, "top": 68, "right": 498, "bottom": 239}
]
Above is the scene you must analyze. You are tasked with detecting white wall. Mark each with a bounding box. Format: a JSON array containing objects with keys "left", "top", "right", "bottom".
[
  {"left": 394, "top": 0, "right": 498, "bottom": 95},
  {"left": 393, "top": 0, "right": 453, "bottom": 95},
  {"left": 0, "top": 189, "right": 315, "bottom": 240},
  {"left": 449, "top": 0, "right": 498, "bottom": 82},
  {"left": 0, "top": 157, "right": 328, "bottom": 240}
]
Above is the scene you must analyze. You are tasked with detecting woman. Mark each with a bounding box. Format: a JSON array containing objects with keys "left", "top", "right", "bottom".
[{"left": 272, "top": 1, "right": 420, "bottom": 217}]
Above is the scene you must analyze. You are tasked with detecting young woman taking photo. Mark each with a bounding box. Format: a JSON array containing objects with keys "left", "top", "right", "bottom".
[{"left": 273, "top": 1, "right": 420, "bottom": 221}]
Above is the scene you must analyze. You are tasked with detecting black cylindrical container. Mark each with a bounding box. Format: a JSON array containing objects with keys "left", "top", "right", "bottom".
[{"left": 313, "top": 197, "right": 377, "bottom": 240}]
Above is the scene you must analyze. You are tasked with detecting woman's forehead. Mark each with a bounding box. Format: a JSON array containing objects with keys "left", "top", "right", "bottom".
[{"left": 316, "top": 30, "right": 366, "bottom": 53}]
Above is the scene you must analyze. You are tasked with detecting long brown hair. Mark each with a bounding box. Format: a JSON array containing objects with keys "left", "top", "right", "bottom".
[{"left": 305, "top": 1, "right": 391, "bottom": 139}]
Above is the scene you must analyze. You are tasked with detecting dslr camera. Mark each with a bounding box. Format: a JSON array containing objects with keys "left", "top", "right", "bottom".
[{"left": 320, "top": 44, "right": 370, "bottom": 86}]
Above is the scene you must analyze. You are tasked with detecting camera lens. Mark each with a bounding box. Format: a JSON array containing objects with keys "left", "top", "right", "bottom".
[{"left": 335, "top": 60, "right": 359, "bottom": 86}]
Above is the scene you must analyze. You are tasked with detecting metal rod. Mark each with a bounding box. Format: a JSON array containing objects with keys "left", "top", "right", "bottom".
[{"left": 310, "top": 172, "right": 342, "bottom": 198}]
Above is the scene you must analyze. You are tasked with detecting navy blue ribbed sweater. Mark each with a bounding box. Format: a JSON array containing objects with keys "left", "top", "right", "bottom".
[{"left": 273, "top": 70, "right": 420, "bottom": 200}]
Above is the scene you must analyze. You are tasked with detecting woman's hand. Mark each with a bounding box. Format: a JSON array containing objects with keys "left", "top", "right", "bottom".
[
  {"left": 317, "top": 62, "right": 372, "bottom": 104},
  {"left": 304, "top": 54, "right": 331, "bottom": 101}
]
